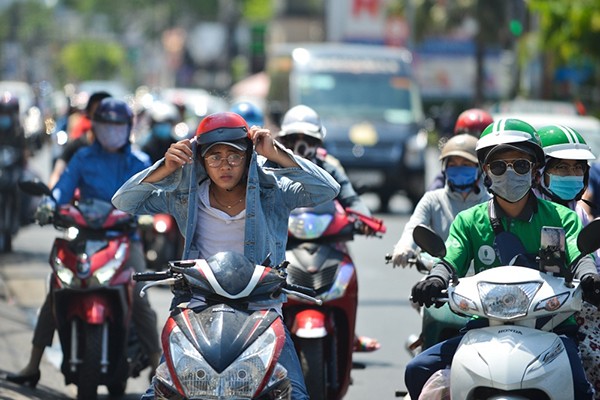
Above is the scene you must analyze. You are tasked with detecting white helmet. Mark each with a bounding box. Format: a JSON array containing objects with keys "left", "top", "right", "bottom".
[{"left": 278, "top": 105, "right": 326, "bottom": 141}]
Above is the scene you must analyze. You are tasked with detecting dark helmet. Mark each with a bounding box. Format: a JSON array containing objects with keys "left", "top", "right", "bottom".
[
  {"left": 93, "top": 98, "right": 133, "bottom": 126},
  {"left": 0, "top": 92, "right": 20, "bottom": 115},
  {"left": 454, "top": 108, "right": 494, "bottom": 137},
  {"left": 85, "top": 91, "right": 111, "bottom": 115},
  {"left": 195, "top": 112, "right": 251, "bottom": 157},
  {"left": 230, "top": 101, "right": 264, "bottom": 128}
]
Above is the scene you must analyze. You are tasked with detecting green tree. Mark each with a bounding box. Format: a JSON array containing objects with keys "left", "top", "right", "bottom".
[{"left": 58, "top": 40, "right": 128, "bottom": 82}]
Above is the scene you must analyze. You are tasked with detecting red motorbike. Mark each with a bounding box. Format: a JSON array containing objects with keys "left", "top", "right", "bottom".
[
  {"left": 19, "top": 180, "right": 148, "bottom": 400},
  {"left": 282, "top": 200, "right": 386, "bottom": 400},
  {"left": 133, "top": 251, "right": 319, "bottom": 399},
  {"left": 138, "top": 212, "right": 184, "bottom": 270}
]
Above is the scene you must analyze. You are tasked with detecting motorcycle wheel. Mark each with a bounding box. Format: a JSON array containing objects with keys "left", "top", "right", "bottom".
[
  {"left": 298, "top": 337, "right": 328, "bottom": 400},
  {"left": 77, "top": 324, "right": 102, "bottom": 400},
  {"left": 107, "top": 379, "right": 127, "bottom": 397}
]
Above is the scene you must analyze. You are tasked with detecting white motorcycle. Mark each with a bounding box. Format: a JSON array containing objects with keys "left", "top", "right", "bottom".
[{"left": 412, "top": 221, "right": 600, "bottom": 400}]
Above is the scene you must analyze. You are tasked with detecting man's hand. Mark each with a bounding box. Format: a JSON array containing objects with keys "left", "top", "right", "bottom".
[
  {"left": 581, "top": 274, "right": 600, "bottom": 306},
  {"left": 411, "top": 277, "right": 446, "bottom": 308}
]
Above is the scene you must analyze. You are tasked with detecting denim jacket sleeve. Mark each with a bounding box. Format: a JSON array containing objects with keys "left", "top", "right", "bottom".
[
  {"left": 112, "top": 157, "right": 190, "bottom": 215},
  {"left": 258, "top": 146, "right": 340, "bottom": 209}
]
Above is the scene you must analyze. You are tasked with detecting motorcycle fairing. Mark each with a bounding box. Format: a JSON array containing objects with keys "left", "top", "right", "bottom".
[
  {"left": 451, "top": 325, "right": 573, "bottom": 399},
  {"left": 166, "top": 306, "right": 282, "bottom": 373},
  {"left": 162, "top": 306, "right": 286, "bottom": 398},
  {"left": 285, "top": 242, "right": 345, "bottom": 293}
]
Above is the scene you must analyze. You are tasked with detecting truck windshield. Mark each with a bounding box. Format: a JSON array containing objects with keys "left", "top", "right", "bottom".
[{"left": 293, "top": 71, "right": 418, "bottom": 124}]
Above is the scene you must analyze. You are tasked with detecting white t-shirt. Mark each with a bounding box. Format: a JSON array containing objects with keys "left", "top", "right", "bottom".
[{"left": 193, "top": 180, "right": 245, "bottom": 258}]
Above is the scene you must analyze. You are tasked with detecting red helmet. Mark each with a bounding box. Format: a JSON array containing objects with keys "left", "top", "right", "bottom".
[
  {"left": 454, "top": 108, "right": 493, "bottom": 136},
  {"left": 195, "top": 111, "right": 250, "bottom": 146}
]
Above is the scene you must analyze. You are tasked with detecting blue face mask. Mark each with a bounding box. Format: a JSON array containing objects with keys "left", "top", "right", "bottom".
[
  {"left": 547, "top": 174, "right": 584, "bottom": 201},
  {"left": 445, "top": 166, "right": 479, "bottom": 192},
  {"left": 152, "top": 123, "right": 173, "bottom": 140},
  {"left": 0, "top": 115, "right": 12, "bottom": 130}
]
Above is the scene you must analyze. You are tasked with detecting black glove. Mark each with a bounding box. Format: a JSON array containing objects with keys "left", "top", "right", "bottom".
[
  {"left": 411, "top": 277, "right": 446, "bottom": 308},
  {"left": 581, "top": 274, "right": 600, "bottom": 307}
]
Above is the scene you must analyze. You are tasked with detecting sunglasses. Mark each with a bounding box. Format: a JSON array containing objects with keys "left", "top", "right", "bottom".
[{"left": 487, "top": 159, "right": 533, "bottom": 176}]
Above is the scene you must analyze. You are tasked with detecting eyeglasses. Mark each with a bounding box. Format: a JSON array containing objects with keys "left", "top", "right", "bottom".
[
  {"left": 548, "top": 163, "right": 585, "bottom": 176},
  {"left": 488, "top": 159, "right": 533, "bottom": 176},
  {"left": 204, "top": 154, "right": 245, "bottom": 168}
]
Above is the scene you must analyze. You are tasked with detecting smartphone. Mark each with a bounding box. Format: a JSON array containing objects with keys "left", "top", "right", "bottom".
[
  {"left": 540, "top": 226, "right": 565, "bottom": 251},
  {"left": 540, "top": 226, "right": 565, "bottom": 273}
]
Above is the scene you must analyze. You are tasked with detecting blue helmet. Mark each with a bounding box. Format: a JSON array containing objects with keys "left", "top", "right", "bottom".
[
  {"left": 229, "top": 101, "right": 264, "bottom": 128},
  {"left": 93, "top": 98, "right": 133, "bottom": 126}
]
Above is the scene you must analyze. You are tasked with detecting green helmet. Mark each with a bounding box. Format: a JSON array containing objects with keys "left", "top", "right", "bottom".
[
  {"left": 476, "top": 118, "right": 545, "bottom": 166},
  {"left": 537, "top": 124, "right": 595, "bottom": 161}
]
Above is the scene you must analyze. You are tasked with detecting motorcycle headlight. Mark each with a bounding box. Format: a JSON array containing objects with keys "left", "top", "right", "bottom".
[
  {"left": 53, "top": 256, "right": 75, "bottom": 286},
  {"left": 92, "top": 243, "right": 128, "bottom": 285},
  {"left": 320, "top": 263, "right": 353, "bottom": 302},
  {"left": 478, "top": 281, "right": 541, "bottom": 320},
  {"left": 288, "top": 213, "right": 333, "bottom": 240},
  {"left": 164, "top": 325, "right": 285, "bottom": 398}
]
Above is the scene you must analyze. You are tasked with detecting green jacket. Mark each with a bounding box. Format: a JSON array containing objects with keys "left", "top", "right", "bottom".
[{"left": 430, "top": 195, "right": 597, "bottom": 283}]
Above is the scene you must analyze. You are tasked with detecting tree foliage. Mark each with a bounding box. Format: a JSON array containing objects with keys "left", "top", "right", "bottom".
[
  {"left": 58, "top": 40, "right": 127, "bottom": 82},
  {"left": 528, "top": 0, "right": 600, "bottom": 65}
]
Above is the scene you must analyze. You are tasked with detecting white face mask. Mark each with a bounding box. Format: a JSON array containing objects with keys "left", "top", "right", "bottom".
[
  {"left": 489, "top": 168, "right": 532, "bottom": 202},
  {"left": 94, "top": 122, "right": 130, "bottom": 151}
]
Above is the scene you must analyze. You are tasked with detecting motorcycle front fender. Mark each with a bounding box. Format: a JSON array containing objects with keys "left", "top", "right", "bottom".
[
  {"left": 67, "top": 294, "right": 113, "bottom": 324},
  {"left": 290, "top": 309, "right": 328, "bottom": 338}
]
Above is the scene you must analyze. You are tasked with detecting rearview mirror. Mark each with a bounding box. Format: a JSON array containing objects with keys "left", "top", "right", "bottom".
[
  {"left": 577, "top": 219, "right": 600, "bottom": 256},
  {"left": 18, "top": 179, "right": 52, "bottom": 197},
  {"left": 413, "top": 225, "right": 446, "bottom": 258}
]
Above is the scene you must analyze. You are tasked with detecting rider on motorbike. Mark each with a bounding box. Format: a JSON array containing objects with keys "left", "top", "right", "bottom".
[
  {"left": 391, "top": 133, "right": 490, "bottom": 268},
  {"left": 536, "top": 124, "right": 600, "bottom": 398},
  {"left": 276, "top": 104, "right": 380, "bottom": 352},
  {"left": 112, "top": 111, "right": 340, "bottom": 400},
  {"left": 48, "top": 91, "right": 111, "bottom": 188},
  {"left": 7, "top": 98, "right": 162, "bottom": 388},
  {"left": 428, "top": 108, "right": 494, "bottom": 191},
  {"left": 406, "top": 118, "right": 600, "bottom": 400}
]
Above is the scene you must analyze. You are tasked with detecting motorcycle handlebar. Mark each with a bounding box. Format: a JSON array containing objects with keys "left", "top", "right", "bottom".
[
  {"left": 133, "top": 271, "right": 171, "bottom": 282},
  {"left": 285, "top": 283, "right": 317, "bottom": 297}
]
